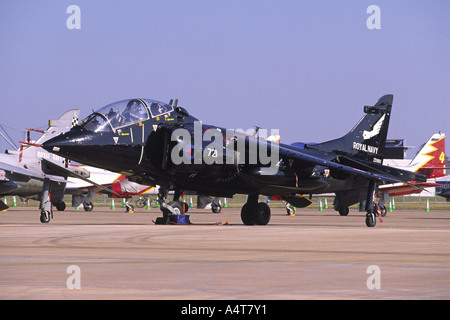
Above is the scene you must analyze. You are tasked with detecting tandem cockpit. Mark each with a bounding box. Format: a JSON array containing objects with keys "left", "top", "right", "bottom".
[{"left": 79, "top": 98, "right": 175, "bottom": 133}]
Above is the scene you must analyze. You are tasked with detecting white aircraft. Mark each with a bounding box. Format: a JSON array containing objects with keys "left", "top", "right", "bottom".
[{"left": 0, "top": 109, "right": 157, "bottom": 222}]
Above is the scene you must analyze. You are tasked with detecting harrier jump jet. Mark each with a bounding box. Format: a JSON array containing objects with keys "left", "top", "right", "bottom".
[{"left": 43, "top": 95, "right": 426, "bottom": 227}]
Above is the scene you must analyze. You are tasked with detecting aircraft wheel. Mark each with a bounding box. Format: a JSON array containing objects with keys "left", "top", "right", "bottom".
[
  {"left": 40, "top": 210, "right": 50, "bottom": 223},
  {"left": 126, "top": 204, "right": 135, "bottom": 213},
  {"left": 286, "top": 205, "right": 295, "bottom": 215},
  {"left": 254, "top": 202, "right": 271, "bottom": 225},
  {"left": 365, "top": 212, "right": 376, "bottom": 227},
  {"left": 211, "top": 202, "right": 221, "bottom": 213},
  {"left": 55, "top": 201, "right": 66, "bottom": 211},
  {"left": 83, "top": 201, "right": 94, "bottom": 212},
  {"left": 379, "top": 205, "right": 387, "bottom": 217},
  {"left": 338, "top": 206, "right": 349, "bottom": 216},
  {"left": 241, "top": 203, "right": 255, "bottom": 225}
]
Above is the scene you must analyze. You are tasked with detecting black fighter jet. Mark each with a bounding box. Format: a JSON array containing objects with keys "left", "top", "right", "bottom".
[{"left": 43, "top": 95, "right": 426, "bottom": 227}]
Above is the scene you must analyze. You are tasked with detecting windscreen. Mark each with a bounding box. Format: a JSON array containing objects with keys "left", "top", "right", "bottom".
[{"left": 79, "top": 99, "right": 151, "bottom": 132}]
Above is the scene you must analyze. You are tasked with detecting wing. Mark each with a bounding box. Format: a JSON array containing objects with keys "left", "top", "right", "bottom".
[
  {"left": 1, "top": 161, "right": 46, "bottom": 181},
  {"left": 41, "top": 159, "right": 121, "bottom": 197},
  {"left": 1, "top": 161, "right": 68, "bottom": 211},
  {"left": 379, "top": 182, "right": 440, "bottom": 197},
  {"left": 280, "top": 146, "right": 399, "bottom": 183},
  {"left": 279, "top": 144, "right": 427, "bottom": 188}
]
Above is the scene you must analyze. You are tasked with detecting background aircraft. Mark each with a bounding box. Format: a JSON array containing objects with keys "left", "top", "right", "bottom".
[
  {"left": 325, "top": 132, "right": 448, "bottom": 216},
  {"left": 0, "top": 110, "right": 157, "bottom": 222},
  {"left": 43, "top": 95, "right": 427, "bottom": 227},
  {"left": 0, "top": 110, "right": 86, "bottom": 221},
  {"left": 376, "top": 132, "right": 448, "bottom": 214},
  {"left": 65, "top": 165, "right": 158, "bottom": 212}
]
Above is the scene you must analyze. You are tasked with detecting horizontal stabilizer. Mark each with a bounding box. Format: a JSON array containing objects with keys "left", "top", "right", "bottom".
[{"left": 41, "top": 159, "right": 121, "bottom": 197}]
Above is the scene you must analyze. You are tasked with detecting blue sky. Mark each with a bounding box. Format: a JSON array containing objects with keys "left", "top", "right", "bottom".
[{"left": 0, "top": 0, "right": 449, "bottom": 157}]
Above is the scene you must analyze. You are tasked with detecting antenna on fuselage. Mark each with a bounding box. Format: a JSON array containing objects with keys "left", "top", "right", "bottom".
[{"left": 252, "top": 126, "right": 260, "bottom": 137}]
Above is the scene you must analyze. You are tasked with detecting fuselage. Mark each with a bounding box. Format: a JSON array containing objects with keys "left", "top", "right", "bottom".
[{"left": 43, "top": 98, "right": 370, "bottom": 198}]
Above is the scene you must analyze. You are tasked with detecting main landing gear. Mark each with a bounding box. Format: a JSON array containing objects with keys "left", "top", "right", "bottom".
[
  {"left": 240, "top": 194, "right": 271, "bottom": 225},
  {"left": 334, "top": 181, "right": 384, "bottom": 227},
  {"left": 154, "top": 187, "right": 189, "bottom": 224}
]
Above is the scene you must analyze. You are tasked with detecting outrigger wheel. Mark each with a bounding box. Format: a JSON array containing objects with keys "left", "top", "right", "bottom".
[
  {"left": 365, "top": 205, "right": 377, "bottom": 227},
  {"left": 365, "top": 181, "right": 379, "bottom": 228},
  {"left": 40, "top": 210, "right": 50, "bottom": 223},
  {"left": 241, "top": 194, "right": 271, "bottom": 225}
]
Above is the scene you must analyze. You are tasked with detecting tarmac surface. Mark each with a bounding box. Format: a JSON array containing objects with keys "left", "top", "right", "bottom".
[{"left": 1, "top": 206, "right": 450, "bottom": 300}]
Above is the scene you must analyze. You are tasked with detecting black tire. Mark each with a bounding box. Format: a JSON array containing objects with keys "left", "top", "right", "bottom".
[
  {"left": 254, "top": 202, "right": 271, "bottom": 225},
  {"left": 241, "top": 203, "right": 255, "bottom": 225},
  {"left": 40, "top": 210, "right": 50, "bottom": 223},
  {"left": 55, "top": 201, "right": 66, "bottom": 211},
  {"left": 211, "top": 202, "right": 221, "bottom": 213},
  {"left": 83, "top": 201, "right": 94, "bottom": 212},
  {"left": 365, "top": 212, "right": 376, "bottom": 227},
  {"left": 338, "top": 206, "right": 349, "bottom": 216},
  {"left": 380, "top": 205, "right": 387, "bottom": 217}
]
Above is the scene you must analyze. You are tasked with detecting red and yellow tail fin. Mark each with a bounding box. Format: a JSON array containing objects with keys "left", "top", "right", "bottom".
[{"left": 410, "top": 133, "right": 447, "bottom": 179}]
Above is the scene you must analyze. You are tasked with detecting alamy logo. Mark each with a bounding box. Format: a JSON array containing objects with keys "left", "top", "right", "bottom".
[
  {"left": 66, "top": 265, "right": 81, "bottom": 289},
  {"left": 66, "top": 5, "right": 81, "bottom": 30},
  {"left": 170, "top": 121, "right": 280, "bottom": 167},
  {"left": 366, "top": 5, "right": 381, "bottom": 30}
]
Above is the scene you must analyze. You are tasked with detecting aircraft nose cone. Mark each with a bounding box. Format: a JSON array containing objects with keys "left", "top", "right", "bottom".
[
  {"left": 42, "top": 135, "right": 70, "bottom": 154},
  {"left": 42, "top": 132, "right": 87, "bottom": 161},
  {"left": 43, "top": 131, "right": 99, "bottom": 167}
]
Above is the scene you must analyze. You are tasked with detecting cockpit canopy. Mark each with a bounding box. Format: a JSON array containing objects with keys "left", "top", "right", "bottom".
[{"left": 79, "top": 98, "right": 174, "bottom": 133}]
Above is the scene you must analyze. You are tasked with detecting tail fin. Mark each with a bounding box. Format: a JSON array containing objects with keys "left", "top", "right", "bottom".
[
  {"left": 19, "top": 109, "right": 80, "bottom": 161},
  {"left": 307, "top": 94, "right": 393, "bottom": 161},
  {"left": 409, "top": 132, "right": 446, "bottom": 178},
  {"left": 35, "top": 109, "right": 80, "bottom": 145}
]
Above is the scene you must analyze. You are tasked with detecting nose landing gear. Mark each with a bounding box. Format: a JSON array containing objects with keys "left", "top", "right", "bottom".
[{"left": 154, "top": 187, "right": 189, "bottom": 224}]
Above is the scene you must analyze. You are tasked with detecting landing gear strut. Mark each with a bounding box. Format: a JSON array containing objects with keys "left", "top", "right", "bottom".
[
  {"left": 365, "top": 181, "right": 379, "bottom": 227},
  {"left": 39, "top": 180, "right": 52, "bottom": 223},
  {"left": 154, "top": 187, "right": 187, "bottom": 224},
  {"left": 241, "top": 194, "right": 271, "bottom": 225}
]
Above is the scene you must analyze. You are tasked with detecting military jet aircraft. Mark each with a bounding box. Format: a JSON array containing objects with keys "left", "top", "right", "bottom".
[
  {"left": 375, "top": 132, "right": 448, "bottom": 214},
  {"left": 0, "top": 110, "right": 86, "bottom": 219},
  {"left": 42, "top": 95, "right": 427, "bottom": 227}
]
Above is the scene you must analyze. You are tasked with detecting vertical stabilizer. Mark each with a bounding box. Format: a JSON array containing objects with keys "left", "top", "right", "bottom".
[
  {"left": 20, "top": 109, "right": 80, "bottom": 164},
  {"left": 409, "top": 133, "right": 446, "bottom": 178},
  {"left": 307, "top": 95, "right": 393, "bottom": 161}
]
